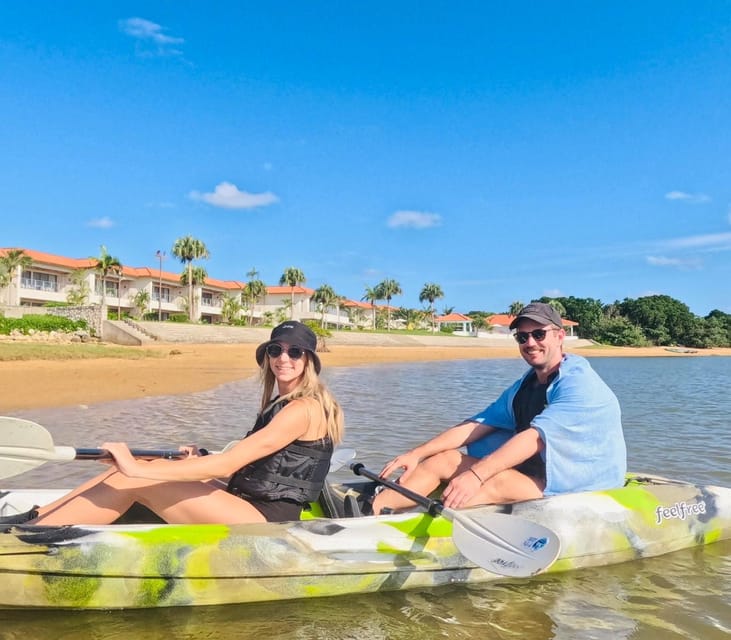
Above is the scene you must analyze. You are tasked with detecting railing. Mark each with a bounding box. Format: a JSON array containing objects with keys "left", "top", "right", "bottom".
[{"left": 20, "top": 278, "right": 58, "bottom": 292}]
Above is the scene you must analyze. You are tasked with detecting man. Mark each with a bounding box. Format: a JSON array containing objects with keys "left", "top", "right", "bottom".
[{"left": 372, "top": 302, "right": 626, "bottom": 514}]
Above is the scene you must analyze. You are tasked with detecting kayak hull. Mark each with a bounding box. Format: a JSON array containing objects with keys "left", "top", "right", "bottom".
[{"left": 1, "top": 473, "right": 730, "bottom": 609}]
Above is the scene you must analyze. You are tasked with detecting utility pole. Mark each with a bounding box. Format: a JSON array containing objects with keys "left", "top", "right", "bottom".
[{"left": 156, "top": 250, "right": 166, "bottom": 321}]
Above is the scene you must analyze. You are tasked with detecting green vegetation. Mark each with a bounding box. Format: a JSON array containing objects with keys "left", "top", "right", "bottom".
[
  {"left": 0, "top": 315, "right": 88, "bottom": 335},
  {"left": 539, "top": 294, "right": 731, "bottom": 348}
]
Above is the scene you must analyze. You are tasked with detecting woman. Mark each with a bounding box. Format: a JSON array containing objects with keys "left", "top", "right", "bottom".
[{"left": 11, "top": 321, "right": 344, "bottom": 525}]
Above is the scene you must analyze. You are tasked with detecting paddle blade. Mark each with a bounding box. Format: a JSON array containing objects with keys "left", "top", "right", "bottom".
[
  {"left": 450, "top": 510, "right": 561, "bottom": 577},
  {"left": 330, "top": 447, "right": 356, "bottom": 473},
  {"left": 0, "top": 417, "right": 56, "bottom": 480}
]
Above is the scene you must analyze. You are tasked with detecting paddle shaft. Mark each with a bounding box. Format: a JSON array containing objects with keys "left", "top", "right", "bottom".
[
  {"left": 74, "top": 448, "right": 185, "bottom": 460},
  {"left": 351, "top": 462, "right": 443, "bottom": 516}
]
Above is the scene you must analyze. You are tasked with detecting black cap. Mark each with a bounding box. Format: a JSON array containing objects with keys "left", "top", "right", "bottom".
[
  {"left": 256, "top": 321, "right": 321, "bottom": 373},
  {"left": 509, "top": 302, "right": 563, "bottom": 330}
]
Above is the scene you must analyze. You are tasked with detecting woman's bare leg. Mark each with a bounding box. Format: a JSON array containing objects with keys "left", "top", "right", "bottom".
[{"left": 33, "top": 471, "right": 268, "bottom": 525}]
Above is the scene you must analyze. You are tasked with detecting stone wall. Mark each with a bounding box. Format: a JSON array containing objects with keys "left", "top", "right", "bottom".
[{"left": 0, "top": 304, "right": 103, "bottom": 336}]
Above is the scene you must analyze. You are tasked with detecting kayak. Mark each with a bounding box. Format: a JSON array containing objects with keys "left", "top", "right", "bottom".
[{"left": 1, "top": 472, "right": 730, "bottom": 609}]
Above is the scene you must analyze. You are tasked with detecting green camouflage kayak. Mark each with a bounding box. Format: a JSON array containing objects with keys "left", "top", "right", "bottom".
[{"left": 0, "top": 473, "right": 729, "bottom": 609}]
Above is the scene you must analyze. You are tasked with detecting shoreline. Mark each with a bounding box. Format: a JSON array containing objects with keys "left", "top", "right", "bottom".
[{"left": 1, "top": 340, "right": 730, "bottom": 412}]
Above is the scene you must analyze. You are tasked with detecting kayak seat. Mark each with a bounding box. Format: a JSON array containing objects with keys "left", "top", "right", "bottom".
[{"left": 316, "top": 480, "right": 379, "bottom": 518}]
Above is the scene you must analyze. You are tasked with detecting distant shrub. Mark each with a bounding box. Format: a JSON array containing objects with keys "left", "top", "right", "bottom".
[
  {"left": 168, "top": 314, "right": 189, "bottom": 323},
  {"left": 0, "top": 314, "right": 88, "bottom": 335}
]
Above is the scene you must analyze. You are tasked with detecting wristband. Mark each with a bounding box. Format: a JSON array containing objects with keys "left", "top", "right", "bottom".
[{"left": 469, "top": 467, "right": 484, "bottom": 484}]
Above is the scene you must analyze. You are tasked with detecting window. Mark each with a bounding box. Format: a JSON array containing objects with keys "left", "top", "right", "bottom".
[
  {"left": 21, "top": 270, "right": 58, "bottom": 292},
  {"left": 152, "top": 285, "right": 171, "bottom": 302}
]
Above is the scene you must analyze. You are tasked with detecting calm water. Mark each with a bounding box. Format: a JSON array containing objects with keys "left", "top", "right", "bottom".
[{"left": 4, "top": 356, "right": 731, "bottom": 639}]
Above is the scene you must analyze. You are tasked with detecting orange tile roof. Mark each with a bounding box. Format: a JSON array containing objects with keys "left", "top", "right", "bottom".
[
  {"left": 435, "top": 312, "right": 473, "bottom": 322},
  {"left": 267, "top": 285, "right": 316, "bottom": 295},
  {"left": 488, "top": 313, "right": 578, "bottom": 327}
]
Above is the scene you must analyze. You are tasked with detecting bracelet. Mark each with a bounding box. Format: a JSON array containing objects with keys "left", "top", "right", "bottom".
[{"left": 469, "top": 467, "right": 484, "bottom": 484}]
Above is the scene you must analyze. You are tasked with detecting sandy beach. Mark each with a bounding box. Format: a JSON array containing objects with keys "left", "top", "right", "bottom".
[{"left": 2, "top": 337, "right": 730, "bottom": 412}]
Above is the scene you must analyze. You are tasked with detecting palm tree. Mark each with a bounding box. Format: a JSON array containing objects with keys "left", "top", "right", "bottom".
[
  {"left": 279, "top": 267, "right": 306, "bottom": 319},
  {"left": 419, "top": 282, "right": 444, "bottom": 332},
  {"left": 546, "top": 298, "right": 567, "bottom": 320},
  {"left": 221, "top": 295, "right": 243, "bottom": 324},
  {"left": 243, "top": 278, "right": 267, "bottom": 326},
  {"left": 92, "top": 245, "right": 122, "bottom": 315},
  {"left": 172, "top": 236, "right": 210, "bottom": 322},
  {"left": 361, "top": 285, "right": 380, "bottom": 330},
  {"left": 375, "top": 278, "right": 402, "bottom": 331},
  {"left": 0, "top": 249, "right": 33, "bottom": 305},
  {"left": 66, "top": 269, "right": 91, "bottom": 306},
  {"left": 313, "top": 284, "right": 338, "bottom": 328},
  {"left": 509, "top": 300, "right": 525, "bottom": 316},
  {"left": 179, "top": 266, "right": 208, "bottom": 319}
]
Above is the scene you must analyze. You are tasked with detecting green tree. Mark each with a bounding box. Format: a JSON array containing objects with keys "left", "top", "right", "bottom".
[
  {"left": 0, "top": 249, "right": 33, "bottom": 305},
  {"left": 594, "top": 315, "right": 648, "bottom": 347},
  {"left": 375, "top": 278, "right": 402, "bottom": 331},
  {"left": 361, "top": 285, "right": 380, "bottom": 330},
  {"left": 92, "top": 245, "right": 122, "bottom": 314},
  {"left": 131, "top": 289, "right": 151, "bottom": 319},
  {"left": 618, "top": 294, "right": 695, "bottom": 346},
  {"left": 243, "top": 278, "right": 267, "bottom": 326},
  {"left": 172, "top": 236, "right": 210, "bottom": 322},
  {"left": 553, "top": 296, "right": 605, "bottom": 339},
  {"left": 179, "top": 265, "right": 208, "bottom": 320},
  {"left": 279, "top": 267, "right": 306, "bottom": 319},
  {"left": 66, "top": 269, "right": 90, "bottom": 306},
  {"left": 394, "top": 306, "right": 427, "bottom": 330},
  {"left": 472, "top": 314, "right": 488, "bottom": 335},
  {"left": 313, "top": 284, "right": 339, "bottom": 328},
  {"left": 419, "top": 283, "right": 444, "bottom": 332},
  {"left": 221, "top": 295, "right": 243, "bottom": 324},
  {"left": 508, "top": 300, "right": 524, "bottom": 316}
]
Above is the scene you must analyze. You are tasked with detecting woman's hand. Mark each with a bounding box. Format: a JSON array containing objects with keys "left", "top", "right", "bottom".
[
  {"left": 100, "top": 442, "right": 139, "bottom": 476},
  {"left": 441, "top": 469, "right": 483, "bottom": 509},
  {"left": 380, "top": 451, "right": 421, "bottom": 483},
  {"left": 178, "top": 444, "right": 202, "bottom": 458}
]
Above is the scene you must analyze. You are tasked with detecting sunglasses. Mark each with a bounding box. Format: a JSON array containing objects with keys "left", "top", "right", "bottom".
[
  {"left": 265, "top": 343, "right": 306, "bottom": 360},
  {"left": 513, "top": 328, "right": 557, "bottom": 344}
]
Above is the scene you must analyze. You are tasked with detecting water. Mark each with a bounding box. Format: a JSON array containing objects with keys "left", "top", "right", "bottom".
[{"left": 3, "top": 356, "right": 731, "bottom": 638}]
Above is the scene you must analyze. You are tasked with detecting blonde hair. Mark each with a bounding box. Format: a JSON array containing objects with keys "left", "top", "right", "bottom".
[{"left": 259, "top": 352, "right": 344, "bottom": 444}]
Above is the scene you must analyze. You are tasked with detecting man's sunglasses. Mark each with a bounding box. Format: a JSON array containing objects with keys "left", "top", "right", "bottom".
[
  {"left": 513, "top": 328, "right": 557, "bottom": 344},
  {"left": 265, "top": 343, "right": 306, "bottom": 360}
]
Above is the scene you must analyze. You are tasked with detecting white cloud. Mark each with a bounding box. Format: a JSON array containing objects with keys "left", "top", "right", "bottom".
[
  {"left": 87, "top": 216, "right": 114, "bottom": 229},
  {"left": 145, "top": 201, "right": 175, "bottom": 208},
  {"left": 387, "top": 210, "right": 442, "bottom": 229},
  {"left": 646, "top": 255, "right": 703, "bottom": 269},
  {"left": 542, "top": 288, "right": 563, "bottom": 298},
  {"left": 664, "top": 190, "right": 711, "bottom": 204},
  {"left": 119, "top": 18, "right": 184, "bottom": 56},
  {"left": 663, "top": 232, "right": 731, "bottom": 249},
  {"left": 189, "top": 182, "right": 279, "bottom": 209}
]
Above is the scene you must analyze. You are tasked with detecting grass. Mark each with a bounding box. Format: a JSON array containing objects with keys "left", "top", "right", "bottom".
[{"left": 0, "top": 343, "right": 165, "bottom": 362}]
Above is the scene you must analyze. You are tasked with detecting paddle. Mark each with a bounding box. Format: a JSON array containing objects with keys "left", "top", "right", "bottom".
[
  {"left": 0, "top": 416, "right": 357, "bottom": 480},
  {"left": 0, "top": 417, "right": 186, "bottom": 480},
  {"left": 351, "top": 462, "right": 561, "bottom": 578}
]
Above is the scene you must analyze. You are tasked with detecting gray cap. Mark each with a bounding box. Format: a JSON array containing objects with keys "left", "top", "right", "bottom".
[{"left": 509, "top": 302, "right": 563, "bottom": 330}]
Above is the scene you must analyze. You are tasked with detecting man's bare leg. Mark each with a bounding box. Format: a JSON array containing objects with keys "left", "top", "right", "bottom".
[{"left": 372, "top": 450, "right": 473, "bottom": 514}]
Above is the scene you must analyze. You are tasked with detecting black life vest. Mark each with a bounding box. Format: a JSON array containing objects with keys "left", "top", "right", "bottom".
[{"left": 226, "top": 398, "right": 333, "bottom": 504}]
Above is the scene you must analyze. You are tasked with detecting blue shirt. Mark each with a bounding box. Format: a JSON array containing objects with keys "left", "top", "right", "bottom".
[{"left": 466, "top": 354, "right": 626, "bottom": 495}]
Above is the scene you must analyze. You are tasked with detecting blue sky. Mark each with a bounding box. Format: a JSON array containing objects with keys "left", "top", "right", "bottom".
[{"left": 2, "top": 3, "right": 731, "bottom": 316}]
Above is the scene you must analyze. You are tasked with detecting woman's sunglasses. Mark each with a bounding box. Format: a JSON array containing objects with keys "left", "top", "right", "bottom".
[
  {"left": 513, "top": 328, "right": 557, "bottom": 344},
  {"left": 265, "top": 343, "right": 306, "bottom": 360}
]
